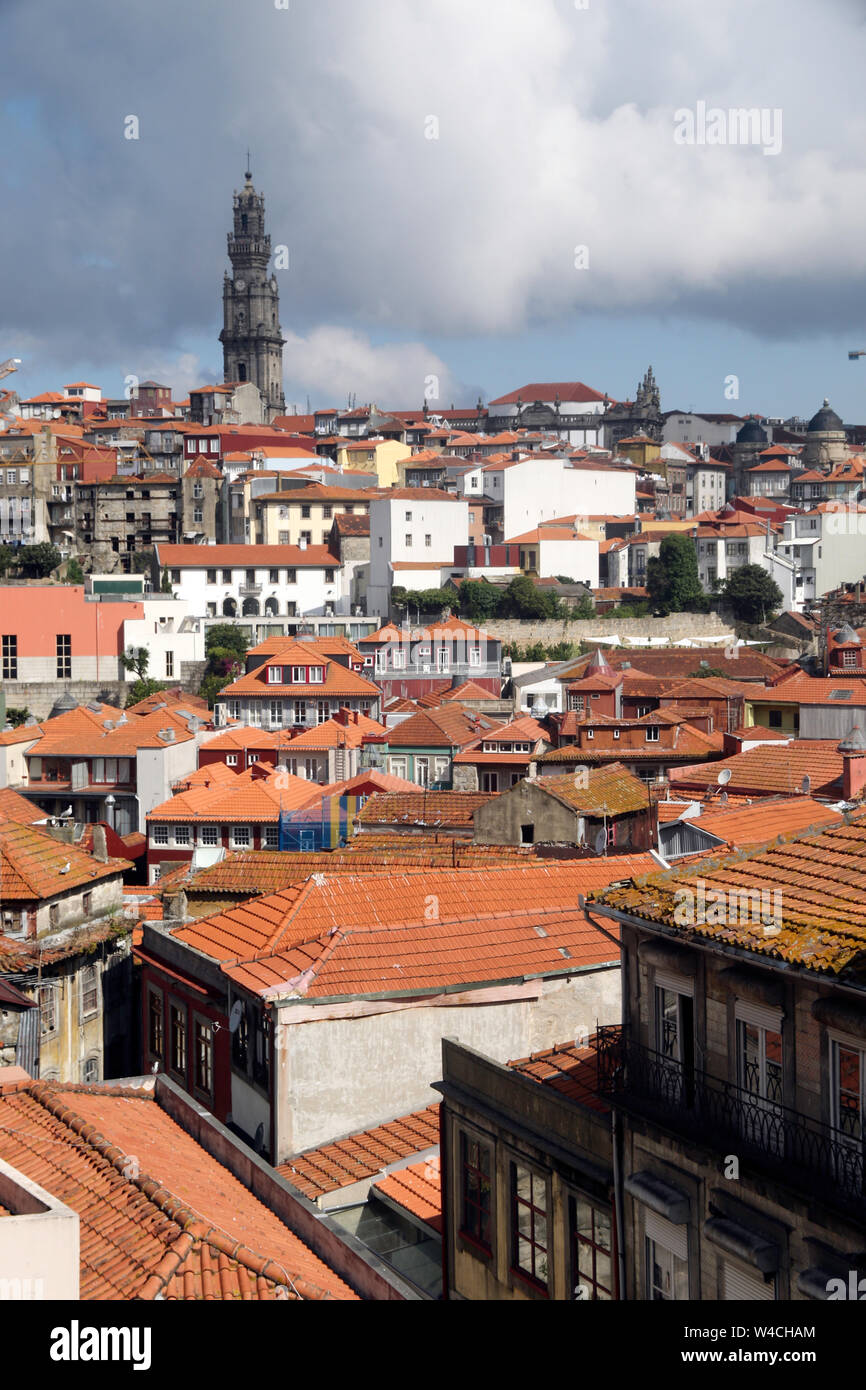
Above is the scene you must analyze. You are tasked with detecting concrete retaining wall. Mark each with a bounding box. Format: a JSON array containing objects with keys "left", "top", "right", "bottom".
[{"left": 483, "top": 613, "right": 732, "bottom": 647}]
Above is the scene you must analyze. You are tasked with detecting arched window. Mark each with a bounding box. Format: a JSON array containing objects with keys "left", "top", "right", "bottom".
[
  {"left": 242, "top": 597, "right": 260, "bottom": 617},
  {"left": 238, "top": 363, "right": 247, "bottom": 382},
  {"left": 223, "top": 596, "right": 238, "bottom": 617},
  {"left": 264, "top": 596, "right": 279, "bottom": 617}
]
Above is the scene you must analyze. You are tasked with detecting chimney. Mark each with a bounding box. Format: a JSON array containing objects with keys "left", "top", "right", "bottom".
[
  {"left": 92, "top": 824, "right": 109, "bottom": 863},
  {"left": 299, "top": 538, "right": 307, "bottom": 550},
  {"left": 160, "top": 728, "right": 175, "bottom": 742},
  {"left": 839, "top": 727, "right": 866, "bottom": 800}
]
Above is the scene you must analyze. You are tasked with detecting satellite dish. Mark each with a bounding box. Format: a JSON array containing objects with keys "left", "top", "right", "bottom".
[
  {"left": 229, "top": 1000, "right": 243, "bottom": 1033},
  {"left": 594, "top": 829, "right": 607, "bottom": 854},
  {"left": 717, "top": 768, "right": 732, "bottom": 786},
  {"left": 801, "top": 775, "right": 811, "bottom": 794},
  {"left": 719, "top": 792, "right": 728, "bottom": 804}
]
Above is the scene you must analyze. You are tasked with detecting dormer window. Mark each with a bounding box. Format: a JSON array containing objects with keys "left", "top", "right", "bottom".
[
  {"left": 308, "top": 666, "right": 325, "bottom": 683},
  {"left": 646, "top": 726, "right": 660, "bottom": 742},
  {"left": 291, "top": 665, "right": 305, "bottom": 683},
  {"left": 267, "top": 665, "right": 283, "bottom": 684}
]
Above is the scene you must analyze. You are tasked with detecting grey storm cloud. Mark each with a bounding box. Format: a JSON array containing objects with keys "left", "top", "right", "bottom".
[{"left": 1, "top": 0, "right": 866, "bottom": 400}]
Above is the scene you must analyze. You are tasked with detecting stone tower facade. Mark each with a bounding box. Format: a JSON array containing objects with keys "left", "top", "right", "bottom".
[{"left": 219, "top": 168, "right": 285, "bottom": 420}]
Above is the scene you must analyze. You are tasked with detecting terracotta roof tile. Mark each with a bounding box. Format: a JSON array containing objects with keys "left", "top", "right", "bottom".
[
  {"left": 0, "top": 819, "right": 128, "bottom": 901},
  {"left": 372, "top": 1159, "right": 441, "bottom": 1231},
  {"left": 279, "top": 1106, "right": 440, "bottom": 1199},
  {"left": 0, "top": 1081, "right": 354, "bottom": 1299},
  {"left": 508, "top": 1035, "right": 607, "bottom": 1112},
  {"left": 358, "top": 791, "right": 496, "bottom": 827}
]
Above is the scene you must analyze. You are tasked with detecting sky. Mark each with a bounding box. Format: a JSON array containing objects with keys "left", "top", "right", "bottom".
[{"left": 2, "top": 0, "right": 866, "bottom": 421}]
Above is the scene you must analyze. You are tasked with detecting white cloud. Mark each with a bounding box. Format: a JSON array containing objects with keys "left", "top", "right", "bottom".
[{"left": 282, "top": 326, "right": 461, "bottom": 411}]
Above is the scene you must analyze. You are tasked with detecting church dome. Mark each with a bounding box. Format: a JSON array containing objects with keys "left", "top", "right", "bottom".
[
  {"left": 736, "top": 416, "right": 768, "bottom": 445},
  {"left": 808, "top": 399, "right": 843, "bottom": 433}
]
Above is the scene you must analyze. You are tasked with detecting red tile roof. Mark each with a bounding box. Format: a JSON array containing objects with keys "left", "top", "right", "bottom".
[
  {"left": 358, "top": 790, "right": 496, "bottom": 827},
  {"left": 170, "top": 857, "right": 655, "bottom": 999},
  {"left": 221, "top": 651, "right": 381, "bottom": 701},
  {"left": 684, "top": 796, "right": 845, "bottom": 848},
  {"left": 0, "top": 1079, "right": 354, "bottom": 1299},
  {"left": 669, "top": 741, "right": 850, "bottom": 799},
  {"left": 148, "top": 767, "right": 322, "bottom": 823},
  {"left": 373, "top": 1159, "right": 441, "bottom": 1231},
  {"left": 156, "top": 544, "right": 339, "bottom": 568},
  {"left": 595, "top": 819, "right": 866, "bottom": 976},
  {"left": 0, "top": 787, "right": 45, "bottom": 826},
  {"left": 279, "top": 1106, "right": 440, "bottom": 1199},
  {"left": 507, "top": 1036, "right": 607, "bottom": 1113},
  {"left": 0, "top": 819, "right": 128, "bottom": 901},
  {"left": 488, "top": 382, "right": 607, "bottom": 407}
]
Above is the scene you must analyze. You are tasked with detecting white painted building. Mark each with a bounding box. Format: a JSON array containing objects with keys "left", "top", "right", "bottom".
[
  {"left": 154, "top": 542, "right": 348, "bottom": 619},
  {"left": 368, "top": 489, "right": 469, "bottom": 613},
  {"left": 121, "top": 598, "right": 205, "bottom": 683},
  {"left": 483, "top": 457, "right": 636, "bottom": 541}
]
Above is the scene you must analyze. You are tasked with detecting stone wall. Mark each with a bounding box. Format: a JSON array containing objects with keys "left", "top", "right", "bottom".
[
  {"left": 482, "top": 613, "right": 732, "bottom": 647},
  {"left": 3, "top": 669, "right": 205, "bottom": 722}
]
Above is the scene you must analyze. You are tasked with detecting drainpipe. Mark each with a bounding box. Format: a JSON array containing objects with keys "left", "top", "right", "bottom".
[{"left": 612, "top": 1107, "right": 627, "bottom": 1300}]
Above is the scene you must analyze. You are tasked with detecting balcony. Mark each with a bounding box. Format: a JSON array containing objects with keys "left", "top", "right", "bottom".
[
  {"left": 596, "top": 1026, "right": 866, "bottom": 1213},
  {"left": 239, "top": 583, "right": 262, "bottom": 597}
]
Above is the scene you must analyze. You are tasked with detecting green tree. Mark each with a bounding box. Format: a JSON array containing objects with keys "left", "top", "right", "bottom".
[
  {"left": 125, "top": 678, "right": 165, "bottom": 707},
  {"left": 0, "top": 544, "right": 14, "bottom": 577},
  {"left": 721, "top": 565, "right": 783, "bottom": 624},
  {"left": 4, "top": 707, "right": 31, "bottom": 727},
  {"left": 160, "top": 569, "right": 173, "bottom": 593},
  {"left": 570, "top": 593, "right": 596, "bottom": 619},
  {"left": 458, "top": 578, "right": 502, "bottom": 622},
  {"left": 198, "top": 624, "right": 249, "bottom": 707},
  {"left": 16, "top": 543, "right": 61, "bottom": 578},
  {"left": 500, "top": 575, "right": 557, "bottom": 619},
  {"left": 646, "top": 534, "right": 704, "bottom": 615},
  {"left": 121, "top": 646, "right": 150, "bottom": 680},
  {"left": 64, "top": 557, "right": 85, "bottom": 584}
]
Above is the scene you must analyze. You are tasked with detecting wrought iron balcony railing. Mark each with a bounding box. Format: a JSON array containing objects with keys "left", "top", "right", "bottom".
[{"left": 595, "top": 1026, "right": 866, "bottom": 1211}]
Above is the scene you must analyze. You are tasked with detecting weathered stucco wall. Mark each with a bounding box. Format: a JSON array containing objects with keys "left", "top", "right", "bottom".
[{"left": 275, "top": 967, "right": 621, "bottom": 1160}]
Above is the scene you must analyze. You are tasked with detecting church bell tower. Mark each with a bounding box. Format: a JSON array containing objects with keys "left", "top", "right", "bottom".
[{"left": 219, "top": 163, "right": 285, "bottom": 419}]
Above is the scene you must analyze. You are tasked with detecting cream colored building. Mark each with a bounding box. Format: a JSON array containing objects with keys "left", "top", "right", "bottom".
[
  {"left": 253, "top": 485, "right": 377, "bottom": 547},
  {"left": 337, "top": 438, "right": 407, "bottom": 486}
]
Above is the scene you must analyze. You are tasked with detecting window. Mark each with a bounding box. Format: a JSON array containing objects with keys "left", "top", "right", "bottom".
[
  {"left": 264, "top": 826, "right": 279, "bottom": 848},
  {"left": 193, "top": 483, "right": 204, "bottom": 499},
  {"left": 49, "top": 903, "right": 59, "bottom": 930},
  {"left": 269, "top": 568, "right": 279, "bottom": 583},
  {"left": 268, "top": 665, "right": 283, "bottom": 684},
  {"left": 325, "top": 569, "right": 335, "bottom": 583},
  {"left": 171, "top": 569, "right": 180, "bottom": 583},
  {"left": 194, "top": 1017, "right": 214, "bottom": 1094},
  {"left": 469, "top": 647, "right": 481, "bottom": 667},
  {"left": 200, "top": 825, "right": 220, "bottom": 846},
  {"left": 148, "top": 989, "right": 164, "bottom": 1058},
  {"left": 645, "top": 1211, "right": 689, "bottom": 1300},
  {"left": 511, "top": 1162, "right": 548, "bottom": 1289},
  {"left": 1, "top": 634, "right": 16, "bottom": 680},
  {"left": 293, "top": 701, "right": 306, "bottom": 723},
  {"left": 655, "top": 976, "right": 695, "bottom": 1105},
  {"left": 405, "top": 534, "right": 413, "bottom": 547},
  {"left": 41, "top": 987, "right": 58, "bottom": 1037},
  {"left": 308, "top": 665, "right": 324, "bottom": 683},
  {"left": 830, "top": 1036, "right": 866, "bottom": 1187},
  {"left": 405, "top": 511, "right": 413, "bottom": 521},
  {"left": 169, "top": 1003, "right": 187, "bottom": 1076},
  {"left": 736, "top": 1003, "right": 783, "bottom": 1151},
  {"left": 226, "top": 753, "right": 238, "bottom": 766},
  {"left": 767, "top": 709, "right": 783, "bottom": 729},
  {"left": 82, "top": 891, "right": 92, "bottom": 917},
  {"left": 842, "top": 649, "right": 858, "bottom": 669},
  {"left": 459, "top": 1133, "right": 492, "bottom": 1250},
  {"left": 270, "top": 701, "right": 282, "bottom": 727},
  {"left": 645, "top": 726, "right": 660, "bottom": 742},
  {"left": 570, "top": 1196, "right": 614, "bottom": 1300},
  {"left": 174, "top": 825, "right": 191, "bottom": 846},
  {"left": 80, "top": 964, "right": 99, "bottom": 1018},
  {"left": 56, "top": 633, "right": 71, "bottom": 679},
  {"left": 323, "top": 505, "right": 332, "bottom": 519},
  {"left": 279, "top": 530, "right": 289, "bottom": 544},
  {"left": 233, "top": 826, "right": 251, "bottom": 848},
  {"left": 83, "top": 1057, "right": 99, "bottom": 1084},
  {"left": 207, "top": 569, "right": 217, "bottom": 584},
  {"left": 425, "top": 534, "right": 432, "bottom": 547},
  {"left": 222, "top": 569, "right": 232, "bottom": 583},
  {"left": 520, "top": 823, "right": 534, "bottom": 845},
  {"left": 253, "top": 1008, "right": 270, "bottom": 1088},
  {"left": 301, "top": 504, "right": 311, "bottom": 518},
  {"left": 152, "top": 824, "right": 169, "bottom": 845},
  {"left": 165, "top": 651, "right": 175, "bottom": 678}
]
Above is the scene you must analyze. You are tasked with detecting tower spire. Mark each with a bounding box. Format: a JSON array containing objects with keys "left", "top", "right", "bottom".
[{"left": 218, "top": 167, "right": 286, "bottom": 421}]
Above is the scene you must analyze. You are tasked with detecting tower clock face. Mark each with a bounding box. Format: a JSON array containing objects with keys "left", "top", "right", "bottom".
[{"left": 235, "top": 278, "right": 246, "bottom": 292}]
